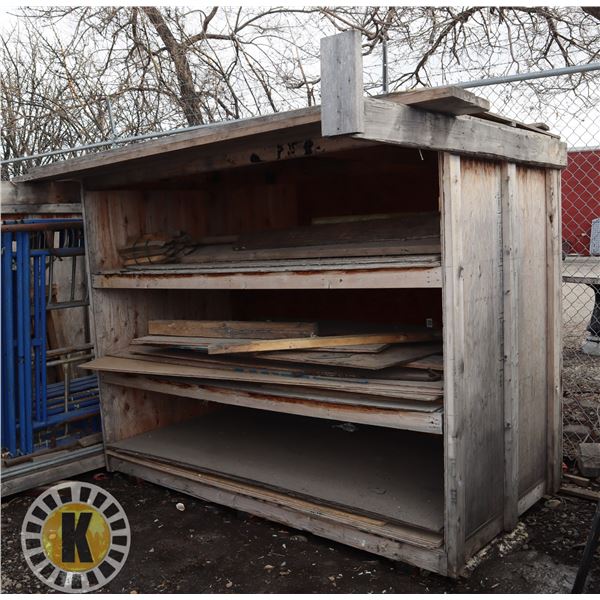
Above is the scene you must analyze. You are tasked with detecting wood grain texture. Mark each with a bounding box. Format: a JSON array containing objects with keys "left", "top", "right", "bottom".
[
  {"left": 383, "top": 86, "right": 489, "bottom": 116},
  {"left": 501, "top": 162, "right": 520, "bottom": 531},
  {"left": 16, "top": 107, "right": 322, "bottom": 183},
  {"left": 102, "top": 373, "right": 443, "bottom": 433},
  {"left": 108, "top": 409, "right": 445, "bottom": 530},
  {"left": 207, "top": 331, "right": 440, "bottom": 355},
  {"left": 320, "top": 31, "right": 364, "bottom": 136},
  {"left": 441, "top": 155, "right": 506, "bottom": 574},
  {"left": 358, "top": 99, "right": 567, "bottom": 168},
  {"left": 545, "top": 168, "right": 562, "bottom": 493},
  {"left": 440, "top": 153, "right": 467, "bottom": 576},
  {"left": 108, "top": 455, "right": 448, "bottom": 573},
  {"left": 93, "top": 265, "right": 443, "bottom": 290},
  {"left": 257, "top": 342, "right": 442, "bottom": 370},
  {"left": 148, "top": 319, "right": 318, "bottom": 339},
  {"left": 514, "top": 167, "right": 550, "bottom": 499},
  {"left": 84, "top": 355, "right": 444, "bottom": 401}
]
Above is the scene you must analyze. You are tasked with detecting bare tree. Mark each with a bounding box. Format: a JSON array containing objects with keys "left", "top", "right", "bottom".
[{"left": 1, "top": 6, "right": 599, "bottom": 178}]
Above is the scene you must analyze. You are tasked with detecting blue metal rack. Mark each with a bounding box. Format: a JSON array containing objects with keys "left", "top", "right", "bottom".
[{"left": 1, "top": 219, "right": 100, "bottom": 457}]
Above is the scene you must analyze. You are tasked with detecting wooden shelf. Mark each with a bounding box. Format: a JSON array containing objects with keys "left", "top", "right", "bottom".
[
  {"left": 92, "top": 255, "right": 442, "bottom": 290},
  {"left": 108, "top": 409, "right": 444, "bottom": 533},
  {"left": 101, "top": 371, "right": 443, "bottom": 434}
]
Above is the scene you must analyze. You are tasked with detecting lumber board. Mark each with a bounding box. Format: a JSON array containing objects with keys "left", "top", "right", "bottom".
[
  {"left": 15, "top": 106, "right": 323, "bottom": 183},
  {"left": 84, "top": 356, "right": 444, "bottom": 401},
  {"left": 108, "top": 454, "right": 447, "bottom": 572},
  {"left": 93, "top": 264, "right": 443, "bottom": 290},
  {"left": 320, "top": 30, "right": 364, "bottom": 136},
  {"left": 235, "top": 213, "right": 439, "bottom": 251},
  {"left": 126, "top": 346, "right": 441, "bottom": 382},
  {"left": 123, "top": 347, "right": 442, "bottom": 385},
  {"left": 102, "top": 373, "right": 443, "bottom": 434},
  {"left": 403, "top": 354, "right": 444, "bottom": 371},
  {"left": 257, "top": 342, "right": 442, "bottom": 370},
  {"left": 358, "top": 98, "right": 567, "bottom": 169},
  {"left": 148, "top": 320, "right": 319, "bottom": 339},
  {"left": 179, "top": 239, "right": 442, "bottom": 263},
  {"left": 383, "top": 86, "right": 489, "bottom": 116},
  {"left": 208, "top": 331, "right": 441, "bottom": 355},
  {"left": 108, "top": 409, "right": 445, "bottom": 530}
]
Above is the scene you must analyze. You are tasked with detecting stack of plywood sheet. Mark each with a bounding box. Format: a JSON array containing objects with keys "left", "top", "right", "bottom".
[{"left": 85, "top": 319, "right": 444, "bottom": 434}]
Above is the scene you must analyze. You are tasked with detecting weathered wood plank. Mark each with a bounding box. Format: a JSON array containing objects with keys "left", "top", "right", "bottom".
[
  {"left": 0, "top": 180, "right": 80, "bottom": 205},
  {"left": 92, "top": 266, "right": 443, "bottom": 290},
  {"left": 207, "top": 331, "right": 440, "bottom": 355},
  {"left": 515, "top": 166, "right": 550, "bottom": 499},
  {"left": 108, "top": 409, "right": 445, "bottom": 529},
  {"left": 320, "top": 30, "right": 364, "bottom": 136},
  {"left": 84, "top": 356, "right": 444, "bottom": 401},
  {"left": 257, "top": 342, "right": 442, "bottom": 371},
  {"left": 501, "top": 162, "right": 520, "bottom": 531},
  {"left": 108, "top": 454, "right": 448, "bottom": 574},
  {"left": 15, "top": 107, "right": 323, "bottom": 183},
  {"left": 546, "top": 168, "right": 562, "bottom": 493},
  {"left": 357, "top": 98, "right": 567, "bottom": 168},
  {"left": 148, "top": 320, "right": 319, "bottom": 339},
  {"left": 383, "top": 86, "right": 489, "bottom": 116},
  {"left": 440, "top": 153, "right": 467, "bottom": 576},
  {"left": 102, "top": 372, "right": 443, "bottom": 434}
]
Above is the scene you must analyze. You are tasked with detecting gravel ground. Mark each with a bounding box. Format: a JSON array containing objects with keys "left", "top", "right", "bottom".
[{"left": 2, "top": 470, "right": 599, "bottom": 594}]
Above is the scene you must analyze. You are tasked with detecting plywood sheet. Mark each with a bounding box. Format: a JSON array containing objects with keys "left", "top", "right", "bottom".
[{"left": 110, "top": 409, "right": 444, "bottom": 531}]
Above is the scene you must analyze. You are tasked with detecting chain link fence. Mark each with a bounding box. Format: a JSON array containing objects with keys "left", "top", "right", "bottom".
[{"left": 455, "top": 67, "right": 600, "bottom": 460}]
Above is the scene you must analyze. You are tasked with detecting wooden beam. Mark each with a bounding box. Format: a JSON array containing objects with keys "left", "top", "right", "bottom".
[
  {"left": 82, "top": 128, "right": 374, "bottom": 190},
  {"left": 102, "top": 372, "right": 443, "bottom": 434},
  {"left": 84, "top": 356, "right": 444, "bottom": 401},
  {"left": 546, "top": 168, "right": 563, "bottom": 493},
  {"left": 92, "top": 265, "right": 443, "bottom": 290},
  {"left": 0, "top": 180, "right": 81, "bottom": 211},
  {"left": 108, "top": 454, "right": 448, "bottom": 573},
  {"left": 207, "top": 331, "right": 441, "bottom": 355},
  {"left": 14, "top": 107, "right": 323, "bottom": 183},
  {"left": 440, "top": 152, "right": 467, "bottom": 577},
  {"left": 148, "top": 320, "right": 319, "bottom": 339},
  {"left": 357, "top": 98, "right": 567, "bottom": 169},
  {"left": 320, "top": 30, "right": 364, "bottom": 136},
  {"left": 382, "top": 86, "right": 489, "bottom": 116},
  {"left": 501, "top": 162, "right": 520, "bottom": 531}
]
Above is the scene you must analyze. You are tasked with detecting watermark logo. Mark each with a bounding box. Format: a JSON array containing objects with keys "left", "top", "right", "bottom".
[{"left": 21, "top": 481, "right": 130, "bottom": 592}]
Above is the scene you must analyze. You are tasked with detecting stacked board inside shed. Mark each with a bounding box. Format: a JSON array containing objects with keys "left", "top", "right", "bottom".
[
  {"left": 87, "top": 316, "right": 445, "bottom": 546},
  {"left": 87, "top": 318, "right": 444, "bottom": 432}
]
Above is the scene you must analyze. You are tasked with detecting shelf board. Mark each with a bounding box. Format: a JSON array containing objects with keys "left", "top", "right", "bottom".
[
  {"left": 107, "top": 450, "right": 444, "bottom": 554},
  {"left": 92, "top": 255, "right": 442, "bottom": 289},
  {"left": 108, "top": 408, "right": 444, "bottom": 532},
  {"left": 102, "top": 372, "right": 443, "bottom": 434}
]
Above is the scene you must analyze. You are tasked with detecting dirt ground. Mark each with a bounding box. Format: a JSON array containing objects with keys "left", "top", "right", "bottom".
[{"left": 1, "top": 470, "right": 599, "bottom": 594}]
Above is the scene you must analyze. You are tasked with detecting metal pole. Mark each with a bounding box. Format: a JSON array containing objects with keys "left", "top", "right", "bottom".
[
  {"left": 2, "top": 232, "right": 17, "bottom": 455},
  {"left": 382, "top": 37, "right": 388, "bottom": 93},
  {"left": 106, "top": 96, "right": 117, "bottom": 145},
  {"left": 456, "top": 62, "right": 600, "bottom": 89}
]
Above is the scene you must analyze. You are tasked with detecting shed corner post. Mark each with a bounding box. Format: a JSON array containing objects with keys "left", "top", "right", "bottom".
[
  {"left": 320, "top": 30, "right": 365, "bottom": 137},
  {"left": 440, "top": 151, "right": 467, "bottom": 576},
  {"left": 545, "top": 168, "right": 563, "bottom": 493},
  {"left": 500, "top": 161, "right": 520, "bottom": 531}
]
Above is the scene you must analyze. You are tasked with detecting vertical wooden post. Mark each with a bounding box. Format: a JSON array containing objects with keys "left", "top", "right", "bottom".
[
  {"left": 320, "top": 30, "right": 365, "bottom": 136},
  {"left": 501, "top": 162, "right": 520, "bottom": 530},
  {"left": 441, "top": 152, "right": 466, "bottom": 576},
  {"left": 546, "top": 168, "right": 563, "bottom": 492}
]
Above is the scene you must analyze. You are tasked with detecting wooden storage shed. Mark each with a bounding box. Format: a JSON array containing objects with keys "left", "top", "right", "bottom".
[{"left": 15, "top": 32, "right": 566, "bottom": 577}]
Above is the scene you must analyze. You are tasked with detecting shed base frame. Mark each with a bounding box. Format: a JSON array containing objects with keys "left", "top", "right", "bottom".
[{"left": 106, "top": 452, "right": 551, "bottom": 578}]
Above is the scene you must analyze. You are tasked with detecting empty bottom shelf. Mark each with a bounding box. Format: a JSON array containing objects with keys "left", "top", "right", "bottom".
[{"left": 108, "top": 408, "right": 444, "bottom": 534}]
